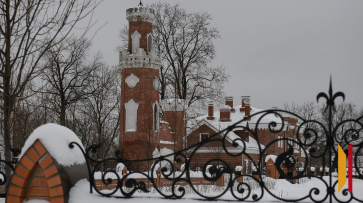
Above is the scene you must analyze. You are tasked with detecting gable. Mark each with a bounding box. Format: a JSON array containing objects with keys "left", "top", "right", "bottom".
[{"left": 187, "top": 119, "right": 219, "bottom": 136}]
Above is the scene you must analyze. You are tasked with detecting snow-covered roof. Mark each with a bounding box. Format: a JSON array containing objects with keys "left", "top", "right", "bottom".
[
  {"left": 265, "top": 154, "right": 278, "bottom": 163},
  {"left": 187, "top": 105, "right": 301, "bottom": 152},
  {"left": 190, "top": 105, "right": 295, "bottom": 134},
  {"left": 160, "top": 120, "right": 169, "bottom": 124},
  {"left": 19, "top": 123, "right": 85, "bottom": 167}
]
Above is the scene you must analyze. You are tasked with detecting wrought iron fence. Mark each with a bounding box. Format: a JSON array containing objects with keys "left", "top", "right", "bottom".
[
  {"left": 0, "top": 79, "right": 362, "bottom": 202},
  {"left": 0, "top": 148, "right": 20, "bottom": 197}
]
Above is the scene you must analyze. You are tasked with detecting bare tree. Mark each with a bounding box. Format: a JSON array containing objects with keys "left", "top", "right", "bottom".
[
  {"left": 0, "top": 0, "right": 98, "bottom": 179},
  {"left": 41, "top": 37, "right": 101, "bottom": 126},
  {"left": 285, "top": 101, "right": 363, "bottom": 170},
  {"left": 319, "top": 102, "right": 363, "bottom": 169},
  {"left": 284, "top": 101, "right": 325, "bottom": 169},
  {"left": 79, "top": 64, "right": 120, "bottom": 159}
]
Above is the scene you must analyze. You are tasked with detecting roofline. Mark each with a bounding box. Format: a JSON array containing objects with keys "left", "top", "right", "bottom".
[{"left": 186, "top": 119, "right": 219, "bottom": 136}]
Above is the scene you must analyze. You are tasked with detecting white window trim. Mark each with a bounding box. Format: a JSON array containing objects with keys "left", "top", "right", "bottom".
[
  {"left": 245, "top": 160, "right": 249, "bottom": 174},
  {"left": 147, "top": 33, "right": 152, "bottom": 52},
  {"left": 131, "top": 30, "right": 141, "bottom": 53},
  {"left": 124, "top": 99, "right": 139, "bottom": 132},
  {"left": 153, "top": 101, "right": 159, "bottom": 132},
  {"left": 199, "top": 133, "right": 209, "bottom": 142},
  {"left": 278, "top": 136, "right": 282, "bottom": 148}
]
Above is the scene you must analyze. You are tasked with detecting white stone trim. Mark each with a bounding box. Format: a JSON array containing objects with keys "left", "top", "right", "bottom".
[
  {"left": 120, "top": 48, "right": 161, "bottom": 70},
  {"left": 153, "top": 77, "right": 160, "bottom": 91},
  {"left": 160, "top": 99, "right": 187, "bottom": 112},
  {"left": 125, "top": 99, "right": 139, "bottom": 132},
  {"left": 131, "top": 31, "right": 141, "bottom": 53},
  {"left": 125, "top": 73, "right": 139, "bottom": 88},
  {"left": 153, "top": 101, "right": 159, "bottom": 132},
  {"left": 126, "top": 7, "right": 155, "bottom": 23},
  {"left": 186, "top": 119, "right": 219, "bottom": 136},
  {"left": 147, "top": 33, "right": 153, "bottom": 53}
]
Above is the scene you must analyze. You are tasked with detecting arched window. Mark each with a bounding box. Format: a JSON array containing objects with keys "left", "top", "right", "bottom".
[
  {"left": 153, "top": 101, "right": 159, "bottom": 132},
  {"left": 131, "top": 31, "right": 141, "bottom": 53},
  {"left": 125, "top": 99, "right": 138, "bottom": 132},
  {"left": 148, "top": 34, "right": 152, "bottom": 52}
]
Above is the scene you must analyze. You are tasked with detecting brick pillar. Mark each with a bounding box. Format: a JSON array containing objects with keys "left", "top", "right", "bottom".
[
  {"left": 219, "top": 105, "right": 231, "bottom": 122},
  {"left": 207, "top": 103, "right": 215, "bottom": 120},
  {"left": 240, "top": 96, "right": 251, "bottom": 120},
  {"left": 225, "top": 97, "right": 235, "bottom": 112},
  {"left": 161, "top": 99, "right": 187, "bottom": 153},
  {"left": 7, "top": 141, "right": 65, "bottom": 203}
]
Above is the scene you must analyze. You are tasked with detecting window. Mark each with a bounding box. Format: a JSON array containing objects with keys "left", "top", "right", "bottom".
[
  {"left": 147, "top": 34, "right": 152, "bottom": 52},
  {"left": 131, "top": 31, "right": 141, "bottom": 53},
  {"left": 124, "top": 99, "right": 139, "bottom": 132},
  {"left": 244, "top": 160, "right": 249, "bottom": 174},
  {"left": 277, "top": 136, "right": 280, "bottom": 148},
  {"left": 278, "top": 136, "right": 283, "bottom": 148},
  {"left": 153, "top": 102, "right": 159, "bottom": 132},
  {"left": 200, "top": 133, "right": 209, "bottom": 142},
  {"left": 244, "top": 131, "right": 249, "bottom": 142}
]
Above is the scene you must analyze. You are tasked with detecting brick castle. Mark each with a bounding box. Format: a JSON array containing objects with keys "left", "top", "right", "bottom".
[{"left": 119, "top": 5, "right": 305, "bottom": 177}]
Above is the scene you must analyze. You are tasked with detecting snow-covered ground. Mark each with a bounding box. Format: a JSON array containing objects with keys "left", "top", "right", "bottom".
[{"left": 2, "top": 176, "right": 362, "bottom": 203}]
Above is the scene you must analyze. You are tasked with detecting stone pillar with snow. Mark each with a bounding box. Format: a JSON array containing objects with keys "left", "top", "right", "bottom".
[{"left": 7, "top": 124, "right": 89, "bottom": 203}]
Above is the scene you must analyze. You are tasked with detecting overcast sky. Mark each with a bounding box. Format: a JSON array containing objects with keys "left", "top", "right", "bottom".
[{"left": 82, "top": 0, "right": 363, "bottom": 110}]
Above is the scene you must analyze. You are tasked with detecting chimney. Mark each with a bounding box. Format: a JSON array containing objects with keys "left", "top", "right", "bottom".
[
  {"left": 225, "top": 96, "right": 235, "bottom": 112},
  {"left": 240, "top": 96, "right": 251, "bottom": 120},
  {"left": 207, "top": 103, "right": 215, "bottom": 120},
  {"left": 219, "top": 105, "right": 231, "bottom": 122}
]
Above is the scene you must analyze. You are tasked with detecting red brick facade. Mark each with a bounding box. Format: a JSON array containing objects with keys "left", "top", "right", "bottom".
[
  {"left": 186, "top": 109, "right": 304, "bottom": 176},
  {"left": 128, "top": 21, "right": 152, "bottom": 53},
  {"left": 119, "top": 68, "right": 160, "bottom": 160},
  {"left": 162, "top": 111, "right": 185, "bottom": 152},
  {"left": 119, "top": 6, "right": 305, "bottom": 181}
]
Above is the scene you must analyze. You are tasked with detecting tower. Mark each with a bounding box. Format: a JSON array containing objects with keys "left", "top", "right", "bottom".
[
  {"left": 119, "top": 6, "right": 162, "bottom": 162},
  {"left": 160, "top": 99, "right": 187, "bottom": 152}
]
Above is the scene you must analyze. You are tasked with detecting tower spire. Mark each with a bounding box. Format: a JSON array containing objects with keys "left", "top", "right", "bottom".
[{"left": 138, "top": 0, "right": 143, "bottom": 7}]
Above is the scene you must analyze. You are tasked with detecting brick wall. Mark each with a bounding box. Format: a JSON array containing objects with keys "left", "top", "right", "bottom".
[
  {"left": 128, "top": 21, "right": 152, "bottom": 53},
  {"left": 95, "top": 177, "right": 220, "bottom": 191},
  {"left": 266, "top": 159, "right": 278, "bottom": 179},
  {"left": 187, "top": 123, "right": 304, "bottom": 175},
  {"left": 187, "top": 124, "right": 262, "bottom": 171},
  {"left": 119, "top": 67, "right": 160, "bottom": 161},
  {"left": 163, "top": 111, "right": 185, "bottom": 152}
]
